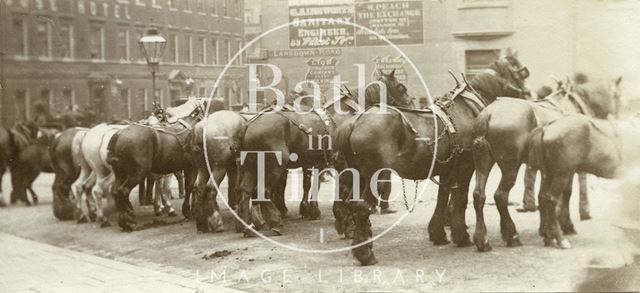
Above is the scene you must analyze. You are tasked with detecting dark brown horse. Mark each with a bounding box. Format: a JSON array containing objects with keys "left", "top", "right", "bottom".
[
  {"left": 107, "top": 103, "right": 204, "bottom": 231},
  {"left": 525, "top": 114, "right": 634, "bottom": 249},
  {"left": 50, "top": 127, "right": 88, "bottom": 220},
  {"left": 334, "top": 56, "right": 530, "bottom": 265},
  {"left": 9, "top": 126, "right": 58, "bottom": 206},
  {"left": 6, "top": 121, "right": 46, "bottom": 205},
  {"left": 236, "top": 70, "right": 414, "bottom": 236},
  {"left": 471, "top": 77, "right": 622, "bottom": 252}
]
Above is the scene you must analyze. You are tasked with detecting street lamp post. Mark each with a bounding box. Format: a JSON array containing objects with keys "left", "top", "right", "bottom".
[{"left": 138, "top": 25, "right": 167, "bottom": 105}]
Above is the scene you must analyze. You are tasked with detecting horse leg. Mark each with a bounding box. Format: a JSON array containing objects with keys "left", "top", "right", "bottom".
[
  {"left": 578, "top": 173, "right": 591, "bottom": 220},
  {"left": 144, "top": 177, "right": 154, "bottom": 206},
  {"left": 175, "top": 171, "right": 185, "bottom": 199},
  {"left": 71, "top": 170, "right": 90, "bottom": 222},
  {"left": 202, "top": 167, "right": 225, "bottom": 232},
  {"left": 494, "top": 162, "right": 522, "bottom": 247},
  {"left": 301, "top": 167, "right": 321, "bottom": 220},
  {"left": 92, "top": 176, "right": 112, "bottom": 227},
  {"left": 559, "top": 175, "right": 576, "bottom": 235},
  {"left": 160, "top": 177, "right": 176, "bottom": 217},
  {"left": 113, "top": 173, "right": 141, "bottom": 232},
  {"left": 377, "top": 171, "right": 396, "bottom": 215},
  {"left": 428, "top": 175, "right": 451, "bottom": 245},
  {"left": 272, "top": 174, "right": 288, "bottom": 217},
  {"left": 451, "top": 159, "right": 474, "bottom": 247},
  {"left": 541, "top": 172, "right": 573, "bottom": 249},
  {"left": 333, "top": 176, "right": 355, "bottom": 239},
  {"left": 153, "top": 177, "right": 164, "bottom": 216},
  {"left": 517, "top": 164, "right": 537, "bottom": 212},
  {"left": 350, "top": 173, "right": 377, "bottom": 266},
  {"left": 28, "top": 186, "right": 39, "bottom": 205},
  {"left": 472, "top": 141, "right": 495, "bottom": 252},
  {"left": 182, "top": 167, "right": 197, "bottom": 219},
  {"left": 226, "top": 163, "right": 239, "bottom": 210},
  {"left": 138, "top": 177, "right": 146, "bottom": 206}
]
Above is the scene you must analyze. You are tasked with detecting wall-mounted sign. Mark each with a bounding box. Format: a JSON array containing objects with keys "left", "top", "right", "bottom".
[
  {"left": 289, "top": 5, "right": 356, "bottom": 49},
  {"left": 269, "top": 48, "right": 342, "bottom": 58},
  {"left": 355, "top": 1, "right": 424, "bottom": 46},
  {"left": 288, "top": 1, "right": 424, "bottom": 48},
  {"left": 304, "top": 57, "right": 339, "bottom": 93},
  {"left": 371, "top": 55, "right": 408, "bottom": 85}
]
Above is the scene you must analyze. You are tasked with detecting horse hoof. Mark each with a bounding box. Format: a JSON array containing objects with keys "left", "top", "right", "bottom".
[
  {"left": 580, "top": 214, "right": 592, "bottom": 221},
  {"left": 89, "top": 213, "right": 98, "bottom": 222},
  {"left": 543, "top": 238, "right": 554, "bottom": 247},
  {"left": 456, "top": 238, "right": 474, "bottom": 248},
  {"left": 562, "top": 226, "right": 577, "bottom": 235},
  {"left": 154, "top": 211, "right": 162, "bottom": 216},
  {"left": 380, "top": 208, "right": 397, "bottom": 215},
  {"left": 475, "top": 240, "right": 492, "bottom": 252},
  {"left": 354, "top": 254, "right": 378, "bottom": 266},
  {"left": 100, "top": 221, "right": 111, "bottom": 228},
  {"left": 432, "top": 238, "right": 450, "bottom": 246},
  {"left": 77, "top": 215, "right": 88, "bottom": 224},
  {"left": 559, "top": 239, "right": 572, "bottom": 249},
  {"left": 167, "top": 210, "right": 177, "bottom": 217},
  {"left": 506, "top": 236, "right": 523, "bottom": 247}
]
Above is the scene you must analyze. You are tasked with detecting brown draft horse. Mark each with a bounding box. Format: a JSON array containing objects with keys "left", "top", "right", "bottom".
[
  {"left": 525, "top": 114, "right": 637, "bottom": 249},
  {"left": 107, "top": 104, "right": 204, "bottom": 232},
  {"left": 471, "top": 77, "right": 622, "bottom": 252},
  {"left": 50, "top": 127, "right": 88, "bottom": 220},
  {"left": 236, "top": 70, "right": 414, "bottom": 236},
  {"left": 7, "top": 121, "right": 57, "bottom": 205}
]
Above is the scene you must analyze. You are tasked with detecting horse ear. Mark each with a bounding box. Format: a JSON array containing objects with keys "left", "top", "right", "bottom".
[
  {"left": 379, "top": 69, "right": 385, "bottom": 77},
  {"left": 615, "top": 76, "right": 623, "bottom": 86},
  {"left": 389, "top": 69, "right": 396, "bottom": 79}
]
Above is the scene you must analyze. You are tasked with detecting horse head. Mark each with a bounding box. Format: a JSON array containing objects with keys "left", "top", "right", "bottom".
[
  {"left": 490, "top": 50, "right": 531, "bottom": 99},
  {"left": 367, "top": 69, "right": 414, "bottom": 108},
  {"left": 575, "top": 77, "right": 623, "bottom": 119}
]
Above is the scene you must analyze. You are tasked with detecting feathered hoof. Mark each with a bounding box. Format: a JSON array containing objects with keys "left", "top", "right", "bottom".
[
  {"left": 431, "top": 237, "right": 450, "bottom": 246},
  {"left": 167, "top": 210, "right": 177, "bottom": 217},
  {"left": 353, "top": 250, "right": 378, "bottom": 266},
  {"left": 506, "top": 236, "right": 523, "bottom": 247},
  {"left": 558, "top": 239, "right": 572, "bottom": 249},
  {"left": 475, "top": 239, "right": 492, "bottom": 252},
  {"left": 562, "top": 225, "right": 577, "bottom": 235},
  {"left": 580, "top": 214, "right": 592, "bottom": 221},
  {"left": 100, "top": 221, "right": 111, "bottom": 228},
  {"left": 77, "top": 214, "right": 89, "bottom": 224}
]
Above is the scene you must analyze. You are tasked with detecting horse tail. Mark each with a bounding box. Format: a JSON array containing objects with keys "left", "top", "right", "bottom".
[
  {"left": 106, "top": 130, "right": 121, "bottom": 166},
  {"left": 334, "top": 118, "right": 356, "bottom": 157},
  {"left": 525, "top": 126, "right": 546, "bottom": 172}
]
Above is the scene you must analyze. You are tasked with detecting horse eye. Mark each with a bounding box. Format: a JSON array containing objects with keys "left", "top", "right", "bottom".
[{"left": 396, "top": 84, "right": 407, "bottom": 93}]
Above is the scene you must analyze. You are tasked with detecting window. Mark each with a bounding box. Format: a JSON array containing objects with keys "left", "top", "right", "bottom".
[
  {"left": 198, "top": 36, "right": 206, "bottom": 64},
  {"left": 137, "top": 88, "right": 149, "bottom": 112},
  {"left": 16, "top": 90, "right": 28, "bottom": 120},
  {"left": 59, "top": 24, "right": 73, "bottom": 59},
  {"left": 62, "top": 88, "right": 74, "bottom": 109},
  {"left": 225, "top": 39, "right": 230, "bottom": 64},
  {"left": 13, "top": 18, "right": 27, "bottom": 57},
  {"left": 465, "top": 49, "right": 500, "bottom": 79},
  {"left": 210, "top": 0, "right": 216, "bottom": 14},
  {"left": 118, "top": 28, "right": 130, "bottom": 61},
  {"left": 36, "top": 21, "right": 52, "bottom": 58},
  {"left": 196, "top": 0, "right": 203, "bottom": 12},
  {"left": 199, "top": 87, "right": 206, "bottom": 97},
  {"left": 136, "top": 30, "right": 145, "bottom": 61},
  {"left": 210, "top": 38, "right": 218, "bottom": 64},
  {"left": 90, "top": 26, "right": 104, "bottom": 60},
  {"left": 136, "top": 0, "right": 145, "bottom": 6},
  {"left": 119, "top": 88, "right": 131, "bottom": 118},
  {"left": 236, "top": 39, "right": 243, "bottom": 65},
  {"left": 168, "top": 0, "right": 176, "bottom": 9},
  {"left": 184, "top": 34, "right": 193, "bottom": 63},
  {"left": 234, "top": 0, "right": 239, "bottom": 17},
  {"left": 168, "top": 33, "right": 178, "bottom": 63},
  {"left": 151, "top": 0, "right": 161, "bottom": 8},
  {"left": 185, "top": 0, "right": 191, "bottom": 11},
  {"left": 223, "top": 0, "right": 227, "bottom": 16},
  {"left": 40, "top": 89, "right": 51, "bottom": 114}
]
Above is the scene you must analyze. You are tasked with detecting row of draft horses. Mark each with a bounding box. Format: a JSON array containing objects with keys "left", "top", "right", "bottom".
[{"left": 1, "top": 53, "right": 629, "bottom": 266}]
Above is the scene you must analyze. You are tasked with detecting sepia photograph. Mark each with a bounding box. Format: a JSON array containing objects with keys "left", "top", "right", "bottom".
[{"left": 0, "top": 0, "right": 639, "bottom": 292}]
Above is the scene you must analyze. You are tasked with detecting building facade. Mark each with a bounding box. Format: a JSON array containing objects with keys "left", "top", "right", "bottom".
[
  {"left": 0, "top": 0, "right": 246, "bottom": 125},
  {"left": 244, "top": 0, "right": 640, "bottom": 107}
]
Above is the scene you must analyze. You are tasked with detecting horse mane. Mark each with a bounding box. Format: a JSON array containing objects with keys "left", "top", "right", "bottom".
[
  {"left": 468, "top": 72, "right": 507, "bottom": 103},
  {"left": 574, "top": 81, "right": 617, "bottom": 119}
]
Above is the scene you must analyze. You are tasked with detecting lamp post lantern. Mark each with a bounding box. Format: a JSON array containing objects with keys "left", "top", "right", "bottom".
[{"left": 138, "top": 25, "right": 166, "bottom": 105}]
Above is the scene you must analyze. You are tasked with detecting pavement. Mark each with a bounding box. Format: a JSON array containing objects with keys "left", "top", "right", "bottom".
[{"left": 0, "top": 233, "right": 243, "bottom": 293}]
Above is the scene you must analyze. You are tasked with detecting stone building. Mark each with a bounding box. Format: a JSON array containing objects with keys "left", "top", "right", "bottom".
[{"left": 0, "top": 0, "right": 246, "bottom": 124}]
